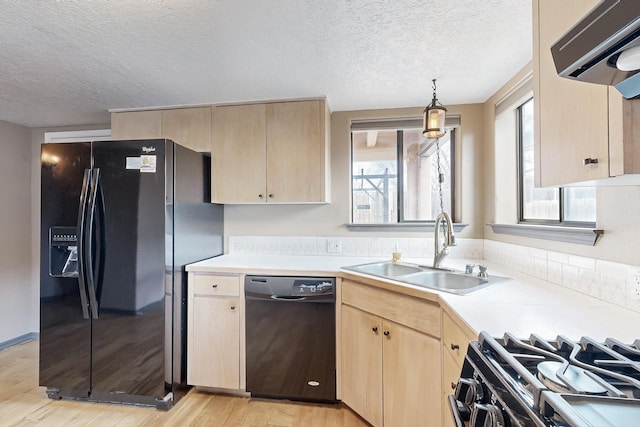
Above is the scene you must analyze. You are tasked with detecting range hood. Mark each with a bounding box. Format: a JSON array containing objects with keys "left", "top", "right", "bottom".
[{"left": 551, "top": 0, "right": 640, "bottom": 99}]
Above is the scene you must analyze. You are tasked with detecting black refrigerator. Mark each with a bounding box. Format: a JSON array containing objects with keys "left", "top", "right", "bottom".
[{"left": 40, "top": 139, "right": 223, "bottom": 409}]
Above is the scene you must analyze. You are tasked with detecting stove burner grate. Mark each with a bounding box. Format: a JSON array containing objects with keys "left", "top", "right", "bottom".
[{"left": 536, "top": 360, "right": 608, "bottom": 395}]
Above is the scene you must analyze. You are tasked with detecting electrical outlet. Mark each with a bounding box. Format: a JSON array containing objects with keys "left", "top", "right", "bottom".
[
  {"left": 327, "top": 239, "right": 342, "bottom": 254},
  {"left": 630, "top": 271, "right": 640, "bottom": 301}
]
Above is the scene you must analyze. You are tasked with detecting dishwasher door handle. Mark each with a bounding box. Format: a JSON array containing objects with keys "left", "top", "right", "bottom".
[{"left": 270, "top": 295, "right": 306, "bottom": 301}]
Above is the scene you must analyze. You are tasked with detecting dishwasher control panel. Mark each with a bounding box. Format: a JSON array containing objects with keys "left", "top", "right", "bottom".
[
  {"left": 245, "top": 275, "right": 335, "bottom": 299},
  {"left": 294, "top": 279, "right": 334, "bottom": 295}
]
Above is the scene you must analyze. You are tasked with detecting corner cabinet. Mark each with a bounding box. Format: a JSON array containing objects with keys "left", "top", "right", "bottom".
[
  {"left": 187, "top": 273, "right": 244, "bottom": 390},
  {"left": 534, "top": 0, "right": 640, "bottom": 186},
  {"left": 110, "top": 106, "right": 212, "bottom": 153},
  {"left": 340, "top": 280, "right": 442, "bottom": 426},
  {"left": 212, "top": 99, "right": 330, "bottom": 204}
]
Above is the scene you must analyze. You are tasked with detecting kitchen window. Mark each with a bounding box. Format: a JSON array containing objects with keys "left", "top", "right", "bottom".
[
  {"left": 517, "top": 98, "right": 596, "bottom": 226},
  {"left": 350, "top": 119, "right": 455, "bottom": 225}
]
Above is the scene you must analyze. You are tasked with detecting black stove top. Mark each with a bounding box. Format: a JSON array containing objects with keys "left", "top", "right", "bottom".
[{"left": 450, "top": 332, "right": 640, "bottom": 427}]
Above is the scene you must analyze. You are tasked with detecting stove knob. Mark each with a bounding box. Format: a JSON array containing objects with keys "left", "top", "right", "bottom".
[
  {"left": 454, "top": 378, "right": 483, "bottom": 405},
  {"left": 470, "top": 403, "right": 505, "bottom": 427}
]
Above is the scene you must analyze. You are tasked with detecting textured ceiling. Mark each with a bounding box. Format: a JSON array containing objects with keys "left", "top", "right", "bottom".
[{"left": 0, "top": 0, "right": 532, "bottom": 128}]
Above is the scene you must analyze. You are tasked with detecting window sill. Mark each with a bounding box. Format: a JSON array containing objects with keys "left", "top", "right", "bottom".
[
  {"left": 346, "top": 223, "right": 469, "bottom": 232},
  {"left": 487, "top": 223, "right": 603, "bottom": 246}
]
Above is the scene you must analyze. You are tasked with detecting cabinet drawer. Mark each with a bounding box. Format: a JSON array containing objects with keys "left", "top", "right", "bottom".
[
  {"left": 342, "top": 280, "right": 440, "bottom": 338},
  {"left": 192, "top": 274, "right": 240, "bottom": 296},
  {"left": 442, "top": 310, "right": 475, "bottom": 365}
]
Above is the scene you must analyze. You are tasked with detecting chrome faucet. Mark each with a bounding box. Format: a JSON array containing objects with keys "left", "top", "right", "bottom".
[
  {"left": 433, "top": 211, "right": 456, "bottom": 268},
  {"left": 465, "top": 263, "right": 488, "bottom": 278}
]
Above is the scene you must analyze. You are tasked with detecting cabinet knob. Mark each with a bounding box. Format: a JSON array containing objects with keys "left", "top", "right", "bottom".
[
  {"left": 372, "top": 326, "right": 378, "bottom": 333},
  {"left": 583, "top": 157, "right": 599, "bottom": 165},
  {"left": 451, "top": 382, "right": 457, "bottom": 390},
  {"left": 211, "top": 284, "right": 218, "bottom": 288},
  {"left": 230, "top": 305, "right": 236, "bottom": 310},
  {"left": 383, "top": 331, "right": 390, "bottom": 337},
  {"left": 451, "top": 343, "right": 460, "bottom": 351},
  {"left": 268, "top": 194, "right": 274, "bottom": 198},
  {"left": 258, "top": 194, "right": 264, "bottom": 199}
]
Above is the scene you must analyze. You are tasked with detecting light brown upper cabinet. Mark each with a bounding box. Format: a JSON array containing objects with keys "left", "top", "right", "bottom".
[
  {"left": 534, "top": 0, "right": 640, "bottom": 187},
  {"left": 212, "top": 104, "right": 267, "bottom": 203},
  {"left": 212, "top": 99, "right": 330, "bottom": 204},
  {"left": 161, "top": 107, "right": 212, "bottom": 152},
  {"left": 111, "top": 107, "right": 212, "bottom": 153},
  {"left": 111, "top": 110, "right": 162, "bottom": 140}
]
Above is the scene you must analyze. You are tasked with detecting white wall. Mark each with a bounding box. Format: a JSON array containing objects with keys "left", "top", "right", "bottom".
[
  {"left": 223, "top": 104, "right": 486, "bottom": 246},
  {"left": 0, "top": 120, "right": 32, "bottom": 344}
]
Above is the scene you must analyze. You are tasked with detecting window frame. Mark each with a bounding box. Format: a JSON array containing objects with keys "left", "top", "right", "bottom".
[
  {"left": 349, "top": 123, "right": 457, "bottom": 225},
  {"left": 397, "top": 129, "right": 457, "bottom": 224},
  {"left": 516, "top": 98, "right": 596, "bottom": 228}
]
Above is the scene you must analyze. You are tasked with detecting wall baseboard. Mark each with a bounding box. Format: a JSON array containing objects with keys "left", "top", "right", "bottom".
[{"left": 0, "top": 332, "right": 39, "bottom": 351}]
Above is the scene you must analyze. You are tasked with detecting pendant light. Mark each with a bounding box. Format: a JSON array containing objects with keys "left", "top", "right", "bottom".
[{"left": 423, "top": 79, "right": 447, "bottom": 139}]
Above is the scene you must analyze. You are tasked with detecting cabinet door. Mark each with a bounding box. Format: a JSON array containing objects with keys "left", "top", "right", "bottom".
[
  {"left": 212, "top": 104, "right": 267, "bottom": 203},
  {"left": 383, "top": 321, "right": 441, "bottom": 427},
  {"left": 535, "top": 0, "right": 609, "bottom": 186},
  {"left": 162, "top": 107, "right": 212, "bottom": 152},
  {"left": 442, "top": 350, "right": 462, "bottom": 427},
  {"left": 188, "top": 296, "right": 240, "bottom": 389},
  {"left": 110, "top": 111, "right": 162, "bottom": 140},
  {"left": 441, "top": 311, "right": 476, "bottom": 427},
  {"left": 341, "top": 305, "right": 383, "bottom": 427},
  {"left": 266, "top": 100, "right": 325, "bottom": 203}
]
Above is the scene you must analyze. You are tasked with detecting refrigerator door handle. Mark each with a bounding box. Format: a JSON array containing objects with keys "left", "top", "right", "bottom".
[
  {"left": 76, "top": 169, "right": 91, "bottom": 320},
  {"left": 93, "top": 174, "right": 106, "bottom": 311},
  {"left": 85, "top": 168, "right": 100, "bottom": 319}
]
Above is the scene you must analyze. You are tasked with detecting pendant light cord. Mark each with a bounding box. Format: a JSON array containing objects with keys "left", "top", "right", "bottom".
[
  {"left": 436, "top": 138, "right": 444, "bottom": 214},
  {"left": 436, "top": 137, "right": 447, "bottom": 236}
]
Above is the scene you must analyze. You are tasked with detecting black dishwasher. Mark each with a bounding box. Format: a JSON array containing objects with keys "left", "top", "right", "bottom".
[{"left": 245, "top": 275, "right": 336, "bottom": 403}]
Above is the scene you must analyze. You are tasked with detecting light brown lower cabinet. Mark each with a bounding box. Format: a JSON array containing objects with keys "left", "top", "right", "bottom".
[
  {"left": 442, "top": 350, "right": 461, "bottom": 427},
  {"left": 341, "top": 281, "right": 442, "bottom": 427},
  {"left": 341, "top": 305, "right": 383, "bottom": 426},
  {"left": 441, "top": 309, "right": 477, "bottom": 426},
  {"left": 383, "top": 317, "right": 441, "bottom": 426},
  {"left": 187, "top": 273, "right": 242, "bottom": 390}
]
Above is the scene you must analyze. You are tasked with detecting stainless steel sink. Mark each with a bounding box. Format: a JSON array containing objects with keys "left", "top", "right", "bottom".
[
  {"left": 400, "top": 271, "right": 510, "bottom": 295},
  {"left": 344, "top": 261, "right": 423, "bottom": 277},
  {"left": 343, "top": 261, "right": 510, "bottom": 295}
]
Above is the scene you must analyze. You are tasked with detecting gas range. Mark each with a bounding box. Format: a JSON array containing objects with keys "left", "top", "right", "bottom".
[{"left": 450, "top": 331, "right": 640, "bottom": 426}]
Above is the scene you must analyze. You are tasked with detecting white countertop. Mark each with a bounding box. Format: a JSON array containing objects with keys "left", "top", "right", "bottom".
[{"left": 187, "top": 255, "right": 640, "bottom": 342}]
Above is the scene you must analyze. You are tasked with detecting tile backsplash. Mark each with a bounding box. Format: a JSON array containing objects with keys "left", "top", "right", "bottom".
[
  {"left": 229, "top": 236, "right": 640, "bottom": 314},
  {"left": 228, "top": 236, "right": 484, "bottom": 259},
  {"left": 484, "top": 240, "right": 640, "bottom": 314}
]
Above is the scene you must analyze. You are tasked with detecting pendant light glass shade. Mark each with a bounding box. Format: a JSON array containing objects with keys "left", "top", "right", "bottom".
[
  {"left": 423, "top": 79, "right": 447, "bottom": 139},
  {"left": 423, "top": 105, "right": 446, "bottom": 139}
]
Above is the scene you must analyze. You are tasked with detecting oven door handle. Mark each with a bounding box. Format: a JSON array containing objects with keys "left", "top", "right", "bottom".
[{"left": 448, "top": 395, "right": 466, "bottom": 427}]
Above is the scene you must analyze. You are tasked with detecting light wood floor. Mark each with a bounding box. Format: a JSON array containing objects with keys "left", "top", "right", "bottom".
[{"left": 0, "top": 340, "right": 368, "bottom": 426}]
